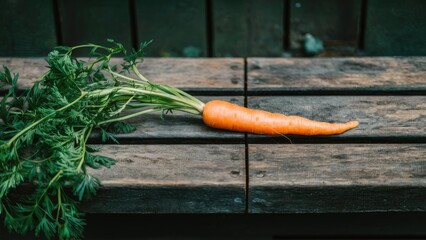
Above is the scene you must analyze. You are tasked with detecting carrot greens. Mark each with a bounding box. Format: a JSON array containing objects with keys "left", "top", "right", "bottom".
[{"left": 0, "top": 40, "right": 204, "bottom": 239}]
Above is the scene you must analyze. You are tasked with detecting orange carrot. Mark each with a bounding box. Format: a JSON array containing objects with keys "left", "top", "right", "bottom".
[{"left": 202, "top": 100, "right": 359, "bottom": 135}]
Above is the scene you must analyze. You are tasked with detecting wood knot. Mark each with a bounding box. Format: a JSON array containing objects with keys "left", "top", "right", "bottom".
[
  {"left": 250, "top": 64, "right": 261, "bottom": 70},
  {"left": 231, "top": 77, "right": 240, "bottom": 84},
  {"left": 252, "top": 153, "right": 265, "bottom": 161},
  {"left": 230, "top": 170, "right": 241, "bottom": 177},
  {"left": 255, "top": 171, "right": 266, "bottom": 178},
  {"left": 230, "top": 65, "right": 240, "bottom": 70},
  {"left": 118, "top": 158, "right": 134, "bottom": 163}
]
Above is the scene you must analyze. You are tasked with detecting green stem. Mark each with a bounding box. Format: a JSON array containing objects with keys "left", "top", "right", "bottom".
[
  {"left": 76, "top": 126, "right": 93, "bottom": 173},
  {"left": 171, "top": 108, "right": 202, "bottom": 115},
  {"left": 90, "top": 87, "right": 204, "bottom": 113},
  {"left": 98, "top": 108, "right": 160, "bottom": 125},
  {"left": 68, "top": 44, "right": 111, "bottom": 53},
  {"left": 107, "top": 69, "right": 205, "bottom": 111},
  {"left": 110, "top": 71, "right": 146, "bottom": 84},
  {"left": 131, "top": 65, "right": 149, "bottom": 82},
  {"left": 162, "top": 84, "right": 204, "bottom": 107},
  {"left": 56, "top": 186, "right": 62, "bottom": 221},
  {"left": 8, "top": 111, "right": 31, "bottom": 116},
  {"left": 30, "top": 170, "right": 63, "bottom": 217}
]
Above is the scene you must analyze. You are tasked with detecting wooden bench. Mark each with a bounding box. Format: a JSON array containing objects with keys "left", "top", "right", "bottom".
[{"left": 1, "top": 57, "right": 425, "bottom": 221}]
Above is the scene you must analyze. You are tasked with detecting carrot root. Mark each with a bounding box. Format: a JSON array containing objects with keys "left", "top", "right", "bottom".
[{"left": 202, "top": 100, "right": 359, "bottom": 136}]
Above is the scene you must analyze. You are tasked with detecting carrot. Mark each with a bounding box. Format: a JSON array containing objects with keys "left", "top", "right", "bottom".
[{"left": 202, "top": 100, "right": 359, "bottom": 135}]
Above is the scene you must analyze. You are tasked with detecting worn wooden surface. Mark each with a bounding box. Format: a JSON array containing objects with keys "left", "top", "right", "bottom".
[
  {"left": 83, "top": 144, "right": 245, "bottom": 213},
  {"left": 136, "top": 0, "right": 207, "bottom": 57},
  {"left": 289, "top": 0, "right": 361, "bottom": 56},
  {"left": 249, "top": 144, "right": 426, "bottom": 213},
  {"left": 2, "top": 57, "right": 426, "bottom": 216},
  {"left": 136, "top": 58, "right": 244, "bottom": 93},
  {"left": 212, "top": 0, "right": 284, "bottom": 57},
  {"left": 248, "top": 96, "right": 426, "bottom": 141},
  {"left": 58, "top": 0, "right": 133, "bottom": 52},
  {"left": 250, "top": 186, "right": 426, "bottom": 213},
  {"left": 0, "top": 58, "right": 244, "bottom": 93},
  {"left": 247, "top": 58, "right": 426, "bottom": 93},
  {"left": 0, "top": 0, "right": 57, "bottom": 56},
  {"left": 365, "top": 0, "right": 426, "bottom": 56}
]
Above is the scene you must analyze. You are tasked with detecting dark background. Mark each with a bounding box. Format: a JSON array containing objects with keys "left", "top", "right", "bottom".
[
  {"left": 3, "top": 213, "right": 426, "bottom": 239},
  {"left": 1, "top": 0, "right": 426, "bottom": 57}
]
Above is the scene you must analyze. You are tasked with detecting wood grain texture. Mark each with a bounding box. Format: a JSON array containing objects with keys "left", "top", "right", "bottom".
[
  {"left": 135, "top": 58, "right": 244, "bottom": 92},
  {"left": 58, "top": 0, "right": 132, "bottom": 53},
  {"left": 0, "top": 58, "right": 244, "bottom": 93},
  {"left": 249, "top": 144, "right": 426, "bottom": 213},
  {"left": 92, "top": 96, "right": 244, "bottom": 143},
  {"left": 212, "top": 0, "right": 284, "bottom": 57},
  {"left": 136, "top": 0, "right": 207, "bottom": 57},
  {"left": 0, "top": 0, "right": 57, "bottom": 56},
  {"left": 250, "top": 144, "right": 426, "bottom": 187},
  {"left": 82, "top": 144, "right": 245, "bottom": 213},
  {"left": 247, "top": 96, "right": 426, "bottom": 141},
  {"left": 289, "top": 0, "right": 361, "bottom": 56},
  {"left": 365, "top": 0, "right": 426, "bottom": 56},
  {"left": 247, "top": 57, "right": 426, "bottom": 93}
]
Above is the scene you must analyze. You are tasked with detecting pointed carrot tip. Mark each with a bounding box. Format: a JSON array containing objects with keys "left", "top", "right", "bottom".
[{"left": 347, "top": 120, "right": 360, "bottom": 128}]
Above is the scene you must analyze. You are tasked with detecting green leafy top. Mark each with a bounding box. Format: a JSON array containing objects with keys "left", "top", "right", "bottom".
[{"left": 0, "top": 40, "right": 204, "bottom": 239}]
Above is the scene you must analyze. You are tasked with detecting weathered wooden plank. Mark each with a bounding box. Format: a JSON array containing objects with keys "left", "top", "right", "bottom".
[
  {"left": 136, "top": 0, "right": 207, "bottom": 57},
  {"left": 247, "top": 58, "right": 426, "bottom": 93},
  {"left": 247, "top": 96, "right": 426, "bottom": 141},
  {"left": 251, "top": 186, "right": 426, "bottom": 213},
  {"left": 289, "top": 0, "right": 361, "bottom": 56},
  {"left": 365, "top": 0, "right": 426, "bottom": 56},
  {"left": 95, "top": 96, "right": 244, "bottom": 143},
  {"left": 0, "top": 58, "right": 47, "bottom": 90},
  {"left": 250, "top": 144, "right": 426, "bottom": 187},
  {"left": 135, "top": 58, "right": 244, "bottom": 93},
  {"left": 81, "top": 144, "right": 245, "bottom": 213},
  {"left": 0, "top": 58, "right": 244, "bottom": 93},
  {"left": 212, "top": 0, "right": 284, "bottom": 57},
  {"left": 58, "top": 0, "right": 132, "bottom": 53},
  {"left": 0, "top": 0, "right": 57, "bottom": 56},
  {"left": 249, "top": 144, "right": 426, "bottom": 213}
]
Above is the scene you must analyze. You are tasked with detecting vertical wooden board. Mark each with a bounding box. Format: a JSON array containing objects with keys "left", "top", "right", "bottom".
[
  {"left": 58, "top": 0, "right": 132, "bottom": 53},
  {"left": 212, "top": 0, "right": 284, "bottom": 57},
  {"left": 365, "top": 0, "right": 426, "bottom": 56},
  {"left": 136, "top": 0, "right": 207, "bottom": 57},
  {"left": 0, "top": 0, "right": 56, "bottom": 56},
  {"left": 212, "top": 0, "right": 247, "bottom": 57},
  {"left": 248, "top": 0, "right": 284, "bottom": 57},
  {"left": 290, "top": 0, "right": 361, "bottom": 56}
]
